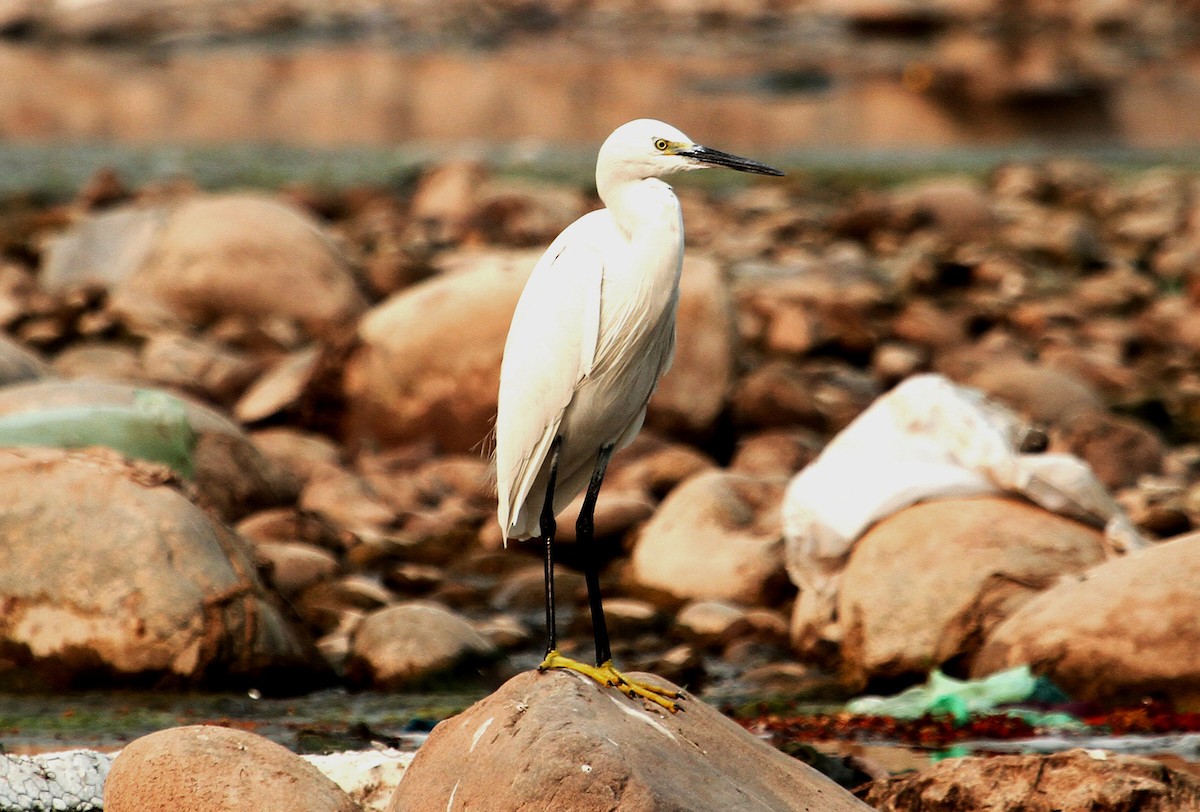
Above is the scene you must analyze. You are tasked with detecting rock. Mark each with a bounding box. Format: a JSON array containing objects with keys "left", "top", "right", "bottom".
[
  {"left": 235, "top": 507, "right": 346, "bottom": 552},
  {"left": 554, "top": 488, "right": 655, "bottom": 544},
  {"left": 1051, "top": 409, "right": 1165, "bottom": 490},
  {"left": 300, "top": 464, "right": 397, "bottom": 535},
  {"left": 42, "top": 194, "right": 366, "bottom": 339},
  {"left": 836, "top": 497, "right": 1108, "bottom": 689},
  {"left": 139, "top": 332, "right": 260, "bottom": 405},
  {"left": 255, "top": 541, "right": 340, "bottom": 597},
  {"left": 974, "top": 532, "right": 1200, "bottom": 706},
  {"left": 890, "top": 177, "right": 996, "bottom": 241},
  {"left": 966, "top": 359, "right": 1105, "bottom": 426},
  {"left": 408, "top": 160, "right": 488, "bottom": 244},
  {"left": 249, "top": 428, "right": 342, "bottom": 485},
  {"left": 606, "top": 434, "right": 717, "bottom": 498},
  {"left": 296, "top": 575, "right": 394, "bottom": 634},
  {"left": 386, "top": 669, "right": 871, "bottom": 812},
  {"left": 858, "top": 748, "right": 1200, "bottom": 811},
  {"left": 631, "top": 471, "right": 789, "bottom": 605},
  {"left": 345, "top": 602, "right": 496, "bottom": 690},
  {"left": 0, "top": 333, "right": 48, "bottom": 385},
  {"left": 342, "top": 251, "right": 537, "bottom": 452},
  {"left": 51, "top": 341, "right": 143, "bottom": 381},
  {"left": 732, "top": 360, "right": 881, "bottom": 433},
  {"left": 646, "top": 255, "right": 737, "bottom": 436},
  {"left": 104, "top": 725, "right": 359, "bottom": 812},
  {"left": 233, "top": 345, "right": 321, "bottom": 423},
  {"left": 0, "top": 379, "right": 297, "bottom": 521},
  {"left": 675, "top": 599, "right": 751, "bottom": 647},
  {"left": 0, "top": 447, "right": 327, "bottom": 691},
  {"left": 728, "top": 429, "right": 823, "bottom": 478}
]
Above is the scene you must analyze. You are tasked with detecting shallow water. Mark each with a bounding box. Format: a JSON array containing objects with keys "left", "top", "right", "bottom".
[{"left": 5, "top": 688, "right": 1200, "bottom": 786}]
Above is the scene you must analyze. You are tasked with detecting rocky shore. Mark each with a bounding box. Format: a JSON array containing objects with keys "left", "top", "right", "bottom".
[{"left": 1, "top": 155, "right": 1200, "bottom": 808}]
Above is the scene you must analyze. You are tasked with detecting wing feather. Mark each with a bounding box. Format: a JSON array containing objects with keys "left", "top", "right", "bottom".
[{"left": 495, "top": 212, "right": 606, "bottom": 539}]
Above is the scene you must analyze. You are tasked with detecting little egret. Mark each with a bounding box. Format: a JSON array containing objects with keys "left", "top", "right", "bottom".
[{"left": 495, "top": 119, "right": 783, "bottom": 711}]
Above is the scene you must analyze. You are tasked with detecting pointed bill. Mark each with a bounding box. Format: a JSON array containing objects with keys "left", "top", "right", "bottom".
[{"left": 677, "top": 145, "right": 784, "bottom": 176}]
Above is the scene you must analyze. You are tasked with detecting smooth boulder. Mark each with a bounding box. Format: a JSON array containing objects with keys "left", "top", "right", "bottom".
[
  {"left": 631, "top": 471, "right": 788, "bottom": 605},
  {"left": 0, "top": 447, "right": 326, "bottom": 690},
  {"left": 104, "top": 725, "right": 358, "bottom": 812},
  {"left": 835, "top": 497, "right": 1107, "bottom": 689},
  {"left": 42, "top": 193, "right": 366, "bottom": 339},
  {"left": 342, "top": 252, "right": 535, "bottom": 452},
  {"left": 387, "top": 669, "right": 871, "bottom": 811},
  {"left": 973, "top": 532, "right": 1200, "bottom": 706},
  {"left": 345, "top": 602, "right": 496, "bottom": 689}
]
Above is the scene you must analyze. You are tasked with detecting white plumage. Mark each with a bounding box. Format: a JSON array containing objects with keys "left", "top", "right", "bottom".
[
  {"left": 496, "top": 118, "right": 782, "bottom": 542},
  {"left": 492, "top": 118, "right": 782, "bottom": 710}
]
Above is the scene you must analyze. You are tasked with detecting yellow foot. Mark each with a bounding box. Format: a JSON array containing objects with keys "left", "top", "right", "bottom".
[{"left": 538, "top": 650, "right": 684, "bottom": 713}]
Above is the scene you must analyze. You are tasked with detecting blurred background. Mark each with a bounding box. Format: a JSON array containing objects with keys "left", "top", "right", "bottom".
[
  {"left": 7, "top": 3, "right": 1200, "bottom": 803},
  {"left": 1, "top": 0, "right": 1198, "bottom": 187}
]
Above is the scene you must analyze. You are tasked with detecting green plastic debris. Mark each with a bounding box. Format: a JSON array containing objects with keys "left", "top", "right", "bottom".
[
  {"left": 846, "top": 665, "right": 1080, "bottom": 728},
  {"left": 0, "top": 389, "right": 197, "bottom": 477}
]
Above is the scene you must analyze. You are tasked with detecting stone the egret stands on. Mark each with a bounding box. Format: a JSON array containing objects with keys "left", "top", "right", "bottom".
[{"left": 495, "top": 119, "right": 783, "bottom": 711}]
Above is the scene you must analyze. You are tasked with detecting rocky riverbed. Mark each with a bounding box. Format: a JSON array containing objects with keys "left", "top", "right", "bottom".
[{"left": 2, "top": 155, "right": 1200, "bottom": 808}]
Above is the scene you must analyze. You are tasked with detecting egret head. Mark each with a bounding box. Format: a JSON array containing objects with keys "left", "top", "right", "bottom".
[{"left": 597, "top": 119, "right": 783, "bottom": 187}]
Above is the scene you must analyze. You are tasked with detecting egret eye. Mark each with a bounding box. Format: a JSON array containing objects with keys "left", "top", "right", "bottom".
[{"left": 654, "top": 138, "right": 670, "bottom": 152}]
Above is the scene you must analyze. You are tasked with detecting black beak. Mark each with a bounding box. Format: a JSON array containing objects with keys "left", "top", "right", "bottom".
[{"left": 678, "top": 145, "right": 784, "bottom": 176}]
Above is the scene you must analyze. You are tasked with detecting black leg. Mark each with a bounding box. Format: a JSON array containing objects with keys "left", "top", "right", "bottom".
[
  {"left": 577, "top": 444, "right": 615, "bottom": 666},
  {"left": 540, "top": 437, "right": 563, "bottom": 655}
]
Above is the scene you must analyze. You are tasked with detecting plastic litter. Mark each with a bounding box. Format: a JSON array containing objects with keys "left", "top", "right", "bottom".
[
  {"left": 782, "top": 373, "right": 1146, "bottom": 648},
  {"left": 0, "top": 388, "right": 197, "bottom": 476},
  {"left": 847, "top": 665, "right": 1082, "bottom": 730}
]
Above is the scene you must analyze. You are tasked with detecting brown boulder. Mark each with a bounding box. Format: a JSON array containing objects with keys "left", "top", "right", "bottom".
[
  {"left": 646, "top": 255, "right": 736, "bottom": 437},
  {"left": 0, "top": 333, "right": 48, "bottom": 385},
  {"left": 0, "top": 447, "right": 326, "bottom": 691},
  {"left": 836, "top": 497, "right": 1107, "bottom": 689},
  {"left": 859, "top": 748, "right": 1200, "bottom": 811},
  {"left": 966, "top": 359, "right": 1104, "bottom": 426},
  {"left": 345, "top": 602, "right": 496, "bottom": 690},
  {"left": 104, "top": 725, "right": 358, "bottom": 812},
  {"left": 342, "top": 251, "right": 536, "bottom": 452},
  {"left": 42, "top": 194, "right": 366, "bottom": 339},
  {"left": 974, "top": 532, "right": 1200, "bottom": 706},
  {"left": 387, "top": 669, "right": 871, "bottom": 812},
  {"left": 631, "top": 471, "right": 788, "bottom": 605}
]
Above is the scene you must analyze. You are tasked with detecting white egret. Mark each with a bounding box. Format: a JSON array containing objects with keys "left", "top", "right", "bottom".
[{"left": 495, "top": 119, "right": 783, "bottom": 711}]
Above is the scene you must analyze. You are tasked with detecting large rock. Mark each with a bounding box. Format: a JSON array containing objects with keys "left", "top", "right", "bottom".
[
  {"left": 0, "top": 379, "right": 297, "bottom": 521},
  {"left": 0, "top": 447, "right": 327, "bottom": 691},
  {"left": 645, "top": 255, "right": 736, "bottom": 437},
  {"left": 631, "top": 471, "right": 788, "bottom": 605},
  {"left": 974, "top": 532, "right": 1200, "bottom": 706},
  {"left": 104, "top": 725, "right": 358, "bottom": 812},
  {"left": 345, "top": 602, "right": 496, "bottom": 690},
  {"left": 835, "top": 497, "right": 1107, "bottom": 689},
  {"left": 342, "top": 251, "right": 536, "bottom": 452},
  {"left": 858, "top": 749, "right": 1200, "bottom": 811},
  {"left": 41, "top": 193, "right": 366, "bottom": 339},
  {"left": 387, "top": 669, "right": 871, "bottom": 812},
  {"left": 0, "top": 333, "right": 48, "bottom": 386}
]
